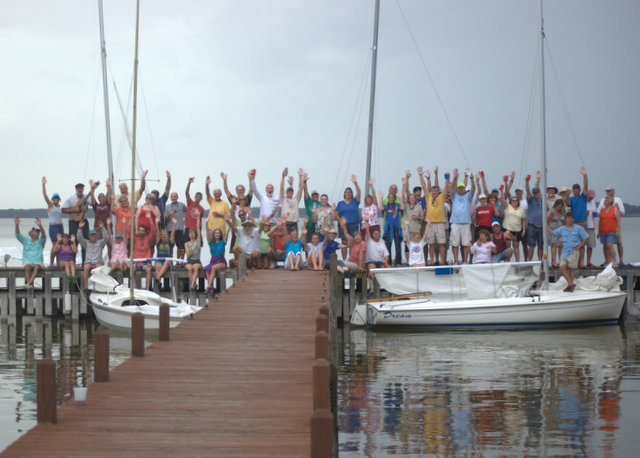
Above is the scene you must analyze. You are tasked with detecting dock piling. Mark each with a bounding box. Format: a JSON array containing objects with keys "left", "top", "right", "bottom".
[
  {"left": 312, "top": 358, "right": 330, "bottom": 411},
  {"left": 36, "top": 358, "right": 57, "bottom": 424},
  {"left": 310, "top": 408, "right": 333, "bottom": 458},
  {"left": 131, "top": 312, "right": 144, "bottom": 357},
  {"left": 94, "top": 329, "right": 110, "bottom": 382},
  {"left": 159, "top": 303, "right": 170, "bottom": 341}
]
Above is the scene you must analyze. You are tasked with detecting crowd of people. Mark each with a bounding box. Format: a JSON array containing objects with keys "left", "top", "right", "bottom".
[{"left": 14, "top": 167, "right": 626, "bottom": 294}]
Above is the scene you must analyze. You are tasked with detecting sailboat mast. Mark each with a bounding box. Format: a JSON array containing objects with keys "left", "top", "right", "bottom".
[
  {"left": 98, "top": 0, "right": 114, "bottom": 187},
  {"left": 129, "top": 0, "right": 141, "bottom": 303},
  {"left": 538, "top": 0, "right": 550, "bottom": 287},
  {"left": 364, "top": 0, "right": 380, "bottom": 196}
]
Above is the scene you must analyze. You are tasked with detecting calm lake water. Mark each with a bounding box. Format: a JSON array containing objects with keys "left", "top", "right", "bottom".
[
  {"left": 0, "top": 217, "right": 638, "bottom": 453},
  {"left": 335, "top": 322, "right": 640, "bottom": 456}
]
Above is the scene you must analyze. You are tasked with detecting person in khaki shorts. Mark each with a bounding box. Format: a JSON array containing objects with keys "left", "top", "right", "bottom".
[{"left": 549, "top": 211, "right": 588, "bottom": 292}]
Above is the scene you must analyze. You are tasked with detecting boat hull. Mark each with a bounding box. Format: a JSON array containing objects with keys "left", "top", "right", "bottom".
[
  {"left": 353, "top": 291, "right": 627, "bottom": 329},
  {"left": 91, "top": 301, "right": 188, "bottom": 331}
]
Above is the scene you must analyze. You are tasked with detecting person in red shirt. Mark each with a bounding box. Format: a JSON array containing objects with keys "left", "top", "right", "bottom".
[
  {"left": 133, "top": 216, "right": 155, "bottom": 290},
  {"left": 473, "top": 194, "right": 496, "bottom": 240}
]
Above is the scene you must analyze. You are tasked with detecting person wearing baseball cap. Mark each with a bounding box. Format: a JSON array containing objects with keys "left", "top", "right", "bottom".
[
  {"left": 14, "top": 216, "right": 46, "bottom": 290},
  {"left": 525, "top": 171, "right": 544, "bottom": 261}
]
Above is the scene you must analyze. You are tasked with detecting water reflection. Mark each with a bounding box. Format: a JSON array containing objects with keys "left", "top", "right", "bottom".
[
  {"left": 0, "top": 317, "right": 134, "bottom": 451},
  {"left": 337, "top": 325, "right": 639, "bottom": 456}
]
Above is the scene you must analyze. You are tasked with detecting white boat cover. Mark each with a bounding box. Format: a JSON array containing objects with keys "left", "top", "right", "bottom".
[{"left": 372, "top": 262, "right": 621, "bottom": 300}]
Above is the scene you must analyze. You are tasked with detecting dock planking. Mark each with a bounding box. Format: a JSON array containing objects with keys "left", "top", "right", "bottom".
[{"left": 1, "top": 269, "right": 327, "bottom": 457}]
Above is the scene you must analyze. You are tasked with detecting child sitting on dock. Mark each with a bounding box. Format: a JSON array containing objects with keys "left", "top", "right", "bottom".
[
  {"left": 204, "top": 227, "right": 227, "bottom": 293},
  {"left": 14, "top": 216, "right": 46, "bottom": 290},
  {"left": 154, "top": 219, "right": 178, "bottom": 289}
]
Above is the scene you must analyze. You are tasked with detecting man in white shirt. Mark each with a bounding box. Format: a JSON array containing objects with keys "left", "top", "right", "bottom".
[
  {"left": 585, "top": 189, "right": 598, "bottom": 267},
  {"left": 597, "top": 186, "right": 626, "bottom": 266},
  {"left": 250, "top": 169, "right": 285, "bottom": 225}
]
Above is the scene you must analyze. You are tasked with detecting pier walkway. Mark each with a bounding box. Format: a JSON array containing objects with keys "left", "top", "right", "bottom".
[{"left": 1, "top": 269, "right": 326, "bottom": 457}]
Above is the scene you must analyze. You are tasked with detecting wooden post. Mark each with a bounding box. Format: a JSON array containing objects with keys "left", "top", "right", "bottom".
[
  {"left": 36, "top": 358, "right": 57, "bottom": 424},
  {"left": 312, "top": 359, "right": 330, "bottom": 411},
  {"left": 0, "top": 295, "right": 7, "bottom": 322},
  {"left": 34, "top": 294, "right": 43, "bottom": 320},
  {"left": 319, "top": 303, "right": 329, "bottom": 317},
  {"left": 71, "top": 295, "right": 80, "bottom": 321},
  {"left": 329, "top": 254, "right": 340, "bottom": 328},
  {"left": 8, "top": 271, "right": 16, "bottom": 317},
  {"left": 131, "top": 312, "right": 144, "bottom": 357},
  {"left": 44, "top": 271, "right": 53, "bottom": 316},
  {"left": 159, "top": 303, "right": 170, "bottom": 341},
  {"left": 316, "top": 313, "right": 329, "bottom": 334},
  {"left": 310, "top": 408, "right": 333, "bottom": 458},
  {"left": 94, "top": 329, "right": 110, "bottom": 382},
  {"left": 315, "top": 331, "right": 329, "bottom": 360}
]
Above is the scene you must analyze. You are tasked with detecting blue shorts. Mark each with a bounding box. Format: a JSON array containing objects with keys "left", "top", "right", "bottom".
[
  {"left": 600, "top": 232, "right": 617, "bottom": 245},
  {"left": 526, "top": 224, "right": 543, "bottom": 247},
  {"left": 49, "top": 223, "right": 64, "bottom": 242},
  {"left": 366, "top": 261, "right": 383, "bottom": 268},
  {"left": 323, "top": 259, "right": 345, "bottom": 270}
]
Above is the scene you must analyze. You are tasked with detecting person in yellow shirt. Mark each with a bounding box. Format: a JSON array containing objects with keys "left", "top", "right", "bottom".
[
  {"left": 418, "top": 166, "right": 451, "bottom": 265},
  {"left": 205, "top": 176, "right": 230, "bottom": 239}
]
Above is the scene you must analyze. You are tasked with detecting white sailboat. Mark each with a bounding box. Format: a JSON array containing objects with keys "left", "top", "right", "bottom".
[
  {"left": 89, "top": 266, "right": 199, "bottom": 331},
  {"left": 351, "top": 0, "right": 627, "bottom": 329}
]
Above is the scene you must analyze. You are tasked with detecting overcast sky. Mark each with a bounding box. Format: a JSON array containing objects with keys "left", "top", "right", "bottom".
[{"left": 1, "top": 0, "right": 638, "bottom": 209}]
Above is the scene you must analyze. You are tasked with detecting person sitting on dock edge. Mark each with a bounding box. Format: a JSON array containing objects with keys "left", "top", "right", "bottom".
[{"left": 14, "top": 216, "right": 46, "bottom": 290}]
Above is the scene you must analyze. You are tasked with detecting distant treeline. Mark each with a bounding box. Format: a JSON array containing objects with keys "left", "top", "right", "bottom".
[{"left": 1, "top": 204, "right": 639, "bottom": 219}]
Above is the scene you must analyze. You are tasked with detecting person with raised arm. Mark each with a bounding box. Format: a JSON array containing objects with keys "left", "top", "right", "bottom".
[
  {"left": 183, "top": 214, "right": 202, "bottom": 291},
  {"left": 76, "top": 219, "right": 108, "bottom": 293},
  {"left": 280, "top": 168, "right": 304, "bottom": 234},
  {"left": 363, "top": 215, "right": 389, "bottom": 294},
  {"left": 150, "top": 170, "right": 171, "bottom": 230},
  {"left": 418, "top": 166, "right": 450, "bottom": 266},
  {"left": 379, "top": 189, "right": 404, "bottom": 266},
  {"left": 15, "top": 216, "right": 46, "bottom": 289},
  {"left": 524, "top": 170, "right": 544, "bottom": 261},
  {"left": 302, "top": 171, "right": 321, "bottom": 233},
  {"left": 321, "top": 223, "right": 348, "bottom": 274},
  {"left": 360, "top": 178, "right": 380, "bottom": 238},
  {"left": 62, "top": 181, "right": 95, "bottom": 264},
  {"left": 250, "top": 168, "right": 283, "bottom": 225},
  {"left": 185, "top": 177, "right": 205, "bottom": 247},
  {"left": 569, "top": 167, "right": 589, "bottom": 267},
  {"left": 449, "top": 168, "right": 475, "bottom": 264},
  {"left": 112, "top": 169, "right": 147, "bottom": 208},
  {"left": 221, "top": 171, "right": 253, "bottom": 207},
  {"left": 165, "top": 190, "right": 187, "bottom": 259},
  {"left": 338, "top": 217, "right": 367, "bottom": 272},
  {"left": 135, "top": 193, "right": 161, "bottom": 253},
  {"left": 52, "top": 232, "right": 77, "bottom": 280},
  {"left": 42, "top": 177, "right": 64, "bottom": 266},
  {"left": 402, "top": 216, "right": 428, "bottom": 267},
  {"left": 205, "top": 175, "right": 230, "bottom": 240},
  {"left": 335, "top": 174, "right": 362, "bottom": 259},
  {"left": 500, "top": 189, "right": 527, "bottom": 262}
]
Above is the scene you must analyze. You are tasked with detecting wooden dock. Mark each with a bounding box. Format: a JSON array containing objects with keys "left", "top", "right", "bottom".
[{"left": 1, "top": 269, "right": 329, "bottom": 457}]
